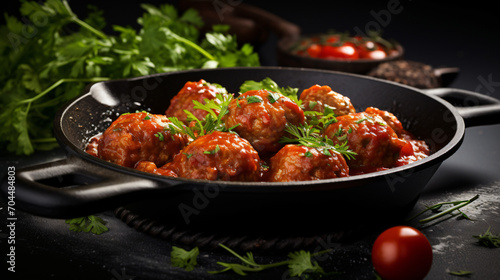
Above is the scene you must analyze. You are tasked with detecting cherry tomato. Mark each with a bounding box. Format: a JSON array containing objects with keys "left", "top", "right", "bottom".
[
  {"left": 306, "top": 44, "right": 322, "bottom": 58},
  {"left": 319, "top": 43, "right": 359, "bottom": 60},
  {"left": 294, "top": 33, "right": 396, "bottom": 61},
  {"left": 358, "top": 41, "right": 387, "bottom": 60},
  {"left": 361, "top": 49, "right": 387, "bottom": 60},
  {"left": 372, "top": 226, "right": 433, "bottom": 280}
]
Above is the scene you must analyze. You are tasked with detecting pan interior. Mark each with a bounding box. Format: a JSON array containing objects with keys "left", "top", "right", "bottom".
[{"left": 56, "top": 67, "right": 464, "bottom": 186}]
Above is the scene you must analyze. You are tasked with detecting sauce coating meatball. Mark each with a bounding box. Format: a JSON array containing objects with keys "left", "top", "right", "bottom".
[
  {"left": 268, "top": 145, "right": 349, "bottom": 182},
  {"left": 324, "top": 111, "right": 407, "bottom": 174},
  {"left": 165, "top": 79, "right": 227, "bottom": 123},
  {"left": 134, "top": 160, "right": 178, "bottom": 177},
  {"left": 224, "top": 89, "right": 305, "bottom": 154},
  {"left": 163, "top": 131, "right": 265, "bottom": 181},
  {"left": 364, "top": 107, "right": 430, "bottom": 165},
  {"left": 98, "top": 112, "right": 190, "bottom": 168},
  {"left": 300, "top": 84, "right": 356, "bottom": 116}
]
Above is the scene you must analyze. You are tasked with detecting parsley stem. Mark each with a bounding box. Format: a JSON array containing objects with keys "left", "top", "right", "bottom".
[
  {"left": 71, "top": 16, "right": 108, "bottom": 40},
  {"left": 170, "top": 33, "right": 216, "bottom": 61},
  {"left": 62, "top": 0, "right": 108, "bottom": 40},
  {"left": 18, "top": 77, "right": 109, "bottom": 105},
  {"left": 418, "top": 195, "right": 479, "bottom": 224}
]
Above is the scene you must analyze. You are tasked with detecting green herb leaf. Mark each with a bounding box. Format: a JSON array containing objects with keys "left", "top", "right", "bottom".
[
  {"left": 203, "top": 144, "right": 220, "bottom": 155},
  {"left": 287, "top": 250, "right": 325, "bottom": 277},
  {"left": 65, "top": 215, "right": 109, "bottom": 235},
  {"left": 0, "top": 0, "right": 259, "bottom": 156},
  {"left": 407, "top": 195, "right": 480, "bottom": 224},
  {"left": 473, "top": 227, "right": 500, "bottom": 248},
  {"left": 246, "top": 95, "right": 262, "bottom": 104},
  {"left": 171, "top": 246, "right": 199, "bottom": 271},
  {"left": 154, "top": 132, "right": 164, "bottom": 141},
  {"left": 208, "top": 243, "right": 335, "bottom": 277},
  {"left": 281, "top": 123, "right": 357, "bottom": 160},
  {"left": 239, "top": 77, "right": 300, "bottom": 105}
]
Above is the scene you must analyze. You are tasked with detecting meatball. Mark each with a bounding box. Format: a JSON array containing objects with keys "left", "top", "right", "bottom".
[
  {"left": 134, "top": 160, "right": 178, "bottom": 177},
  {"left": 97, "top": 112, "right": 190, "bottom": 168},
  {"left": 163, "top": 131, "right": 265, "bottom": 181},
  {"left": 268, "top": 145, "right": 349, "bottom": 182},
  {"left": 364, "top": 107, "right": 406, "bottom": 138},
  {"left": 300, "top": 84, "right": 356, "bottom": 116},
  {"left": 364, "top": 107, "right": 430, "bottom": 165},
  {"left": 165, "top": 79, "right": 227, "bottom": 123},
  {"left": 324, "top": 111, "right": 407, "bottom": 174},
  {"left": 224, "top": 89, "right": 305, "bottom": 154}
]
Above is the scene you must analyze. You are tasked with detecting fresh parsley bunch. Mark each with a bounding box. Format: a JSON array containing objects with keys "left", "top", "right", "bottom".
[{"left": 0, "top": 0, "right": 260, "bottom": 156}]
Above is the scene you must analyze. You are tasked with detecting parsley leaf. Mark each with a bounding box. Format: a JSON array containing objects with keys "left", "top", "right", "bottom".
[
  {"left": 171, "top": 246, "right": 199, "bottom": 271},
  {"left": 209, "top": 243, "right": 337, "bottom": 277},
  {"left": 288, "top": 250, "right": 326, "bottom": 277},
  {"left": 0, "top": 0, "right": 259, "bottom": 156},
  {"left": 281, "top": 123, "right": 357, "bottom": 160},
  {"left": 65, "top": 215, "right": 109, "bottom": 235},
  {"left": 474, "top": 227, "right": 500, "bottom": 248},
  {"left": 239, "top": 77, "right": 300, "bottom": 105},
  {"left": 168, "top": 91, "right": 234, "bottom": 139}
]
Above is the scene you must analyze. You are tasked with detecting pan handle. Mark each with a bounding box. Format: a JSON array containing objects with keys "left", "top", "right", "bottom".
[
  {"left": 423, "top": 88, "right": 500, "bottom": 127},
  {"left": 1, "top": 155, "right": 166, "bottom": 218}
]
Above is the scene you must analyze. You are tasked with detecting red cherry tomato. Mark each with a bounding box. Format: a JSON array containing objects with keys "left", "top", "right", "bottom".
[
  {"left": 306, "top": 44, "right": 322, "bottom": 58},
  {"left": 361, "top": 49, "right": 387, "bottom": 60},
  {"left": 319, "top": 43, "right": 359, "bottom": 60},
  {"left": 372, "top": 226, "right": 433, "bottom": 280},
  {"left": 294, "top": 33, "right": 396, "bottom": 61},
  {"left": 358, "top": 41, "right": 387, "bottom": 59}
]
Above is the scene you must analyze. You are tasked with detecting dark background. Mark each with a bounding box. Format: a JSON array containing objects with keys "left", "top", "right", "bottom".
[{"left": 3, "top": 0, "right": 499, "bottom": 98}]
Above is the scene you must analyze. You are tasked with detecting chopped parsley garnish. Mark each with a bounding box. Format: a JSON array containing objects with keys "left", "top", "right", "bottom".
[
  {"left": 154, "top": 132, "right": 164, "bottom": 141},
  {"left": 203, "top": 144, "right": 220, "bottom": 155},
  {"left": 267, "top": 91, "right": 281, "bottom": 104},
  {"left": 303, "top": 151, "right": 314, "bottom": 157},
  {"left": 246, "top": 95, "right": 263, "bottom": 104}
]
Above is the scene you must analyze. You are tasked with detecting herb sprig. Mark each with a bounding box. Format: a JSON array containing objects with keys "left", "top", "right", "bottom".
[
  {"left": 208, "top": 243, "right": 337, "bottom": 277},
  {"left": 407, "top": 195, "right": 479, "bottom": 224},
  {"left": 473, "top": 226, "right": 500, "bottom": 248},
  {"left": 171, "top": 246, "right": 200, "bottom": 271},
  {"left": 281, "top": 123, "right": 357, "bottom": 160},
  {"left": 167, "top": 92, "right": 235, "bottom": 139},
  {"left": 0, "top": 0, "right": 259, "bottom": 155}
]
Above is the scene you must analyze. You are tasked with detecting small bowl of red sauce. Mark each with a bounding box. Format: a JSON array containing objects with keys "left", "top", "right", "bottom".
[{"left": 277, "top": 32, "right": 404, "bottom": 74}]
